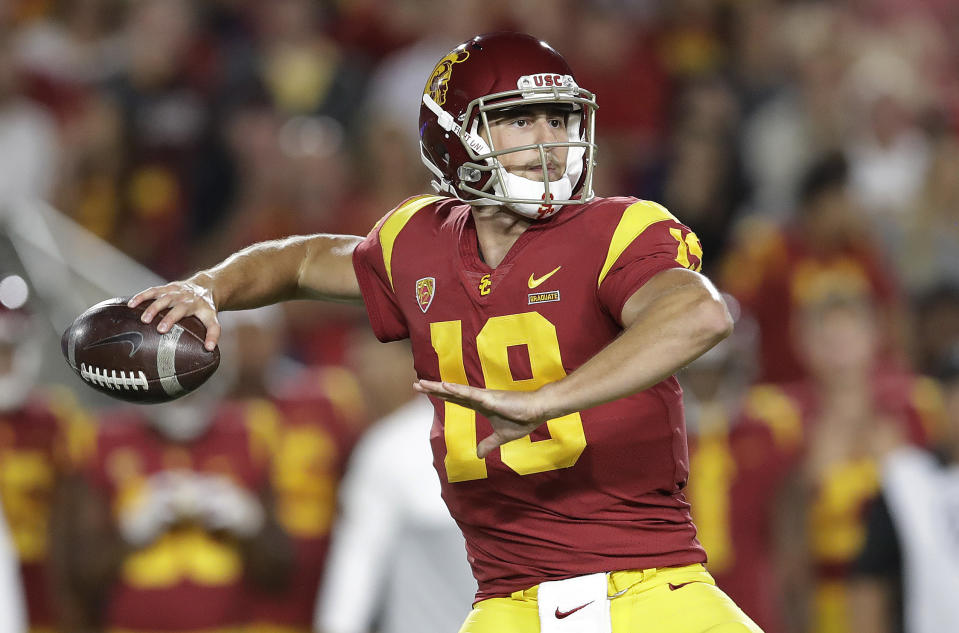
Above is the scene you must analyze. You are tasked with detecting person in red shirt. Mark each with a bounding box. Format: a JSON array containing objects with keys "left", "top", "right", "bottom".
[
  {"left": 129, "top": 33, "right": 759, "bottom": 633},
  {"left": 225, "top": 311, "right": 367, "bottom": 633},
  {"left": 681, "top": 312, "right": 806, "bottom": 633},
  {"left": 788, "top": 293, "right": 937, "bottom": 633},
  {"left": 721, "top": 152, "right": 905, "bottom": 383},
  {"left": 61, "top": 382, "right": 293, "bottom": 633},
  {"left": 0, "top": 280, "right": 94, "bottom": 633}
]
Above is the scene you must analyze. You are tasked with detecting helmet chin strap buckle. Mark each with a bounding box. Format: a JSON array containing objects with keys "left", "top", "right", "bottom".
[{"left": 457, "top": 166, "right": 481, "bottom": 183}]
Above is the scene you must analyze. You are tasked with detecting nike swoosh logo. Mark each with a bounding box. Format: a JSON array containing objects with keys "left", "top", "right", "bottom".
[
  {"left": 555, "top": 601, "right": 593, "bottom": 619},
  {"left": 668, "top": 581, "right": 696, "bottom": 591},
  {"left": 84, "top": 332, "right": 144, "bottom": 358},
  {"left": 528, "top": 266, "right": 562, "bottom": 289}
]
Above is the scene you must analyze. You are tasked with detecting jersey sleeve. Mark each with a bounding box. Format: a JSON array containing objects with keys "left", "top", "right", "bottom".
[
  {"left": 353, "top": 226, "right": 410, "bottom": 342},
  {"left": 352, "top": 195, "right": 443, "bottom": 342},
  {"left": 596, "top": 200, "right": 704, "bottom": 325}
]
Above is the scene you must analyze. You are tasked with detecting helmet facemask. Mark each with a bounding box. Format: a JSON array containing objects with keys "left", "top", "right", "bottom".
[{"left": 421, "top": 77, "right": 598, "bottom": 220}]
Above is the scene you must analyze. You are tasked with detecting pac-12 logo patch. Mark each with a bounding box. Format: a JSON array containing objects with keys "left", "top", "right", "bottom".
[{"left": 415, "top": 277, "right": 436, "bottom": 313}]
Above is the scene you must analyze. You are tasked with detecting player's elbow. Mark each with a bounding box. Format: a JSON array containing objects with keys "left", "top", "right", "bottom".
[{"left": 694, "top": 290, "right": 734, "bottom": 345}]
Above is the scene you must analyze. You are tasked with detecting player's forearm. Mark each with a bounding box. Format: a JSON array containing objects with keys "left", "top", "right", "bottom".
[
  {"left": 538, "top": 283, "right": 732, "bottom": 418},
  {"left": 190, "top": 234, "right": 363, "bottom": 310}
]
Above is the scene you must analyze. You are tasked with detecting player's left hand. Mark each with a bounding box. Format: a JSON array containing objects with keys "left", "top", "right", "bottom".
[{"left": 413, "top": 380, "right": 552, "bottom": 458}]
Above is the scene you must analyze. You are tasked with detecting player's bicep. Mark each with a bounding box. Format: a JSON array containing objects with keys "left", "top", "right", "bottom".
[
  {"left": 296, "top": 234, "right": 364, "bottom": 303},
  {"left": 620, "top": 268, "right": 724, "bottom": 329}
]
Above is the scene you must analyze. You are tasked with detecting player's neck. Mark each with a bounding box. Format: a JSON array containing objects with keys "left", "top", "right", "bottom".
[{"left": 471, "top": 205, "right": 533, "bottom": 268}]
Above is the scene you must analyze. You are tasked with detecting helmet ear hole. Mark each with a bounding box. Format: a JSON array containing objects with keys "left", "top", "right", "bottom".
[{"left": 436, "top": 147, "right": 450, "bottom": 168}]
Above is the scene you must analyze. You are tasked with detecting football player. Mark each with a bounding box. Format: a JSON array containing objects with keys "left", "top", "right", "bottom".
[
  {"left": 61, "top": 353, "right": 294, "bottom": 633},
  {"left": 0, "top": 276, "right": 93, "bottom": 633},
  {"left": 130, "top": 33, "right": 757, "bottom": 633},
  {"left": 680, "top": 306, "right": 807, "bottom": 633},
  {"left": 227, "top": 309, "right": 367, "bottom": 633}
]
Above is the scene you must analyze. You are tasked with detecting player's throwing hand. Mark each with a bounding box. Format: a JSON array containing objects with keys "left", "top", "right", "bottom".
[{"left": 129, "top": 281, "right": 220, "bottom": 351}]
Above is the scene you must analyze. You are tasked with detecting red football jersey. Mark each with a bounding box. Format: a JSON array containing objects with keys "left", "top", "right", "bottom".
[
  {"left": 796, "top": 371, "right": 935, "bottom": 633},
  {"left": 720, "top": 220, "right": 901, "bottom": 383},
  {"left": 0, "top": 392, "right": 88, "bottom": 630},
  {"left": 687, "top": 385, "right": 806, "bottom": 633},
  {"left": 85, "top": 403, "right": 269, "bottom": 632},
  {"left": 244, "top": 368, "right": 364, "bottom": 630},
  {"left": 353, "top": 195, "right": 707, "bottom": 600}
]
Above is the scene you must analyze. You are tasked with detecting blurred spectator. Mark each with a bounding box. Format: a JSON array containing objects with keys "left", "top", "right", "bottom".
[
  {"left": 249, "top": 0, "right": 367, "bottom": 129},
  {"left": 682, "top": 308, "right": 806, "bottom": 633},
  {"left": 844, "top": 47, "right": 932, "bottom": 222},
  {"left": 792, "top": 293, "right": 939, "bottom": 633},
  {"left": 739, "top": 2, "right": 848, "bottom": 219},
  {"left": 568, "top": 4, "right": 670, "bottom": 192},
  {"left": 882, "top": 132, "right": 959, "bottom": 294},
  {"left": 13, "top": 0, "right": 125, "bottom": 106},
  {"left": 645, "top": 75, "right": 746, "bottom": 265},
  {"left": 0, "top": 502, "right": 26, "bottom": 633},
  {"left": 0, "top": 29, "right": 57, "bottom": 202},
  {"left": 849, "top": 346, "right": 959, "bottom": 633},
  {"left": 721, "top": 151, "right": 904, "bottom": 383},
  {"left": 97, "top": 0, "right": 233, "bottom": 278},
  {"left": 360, "top": 0, "right": 493, "bottom": 151},
  {"left": 912, "top": 282, "right": 959, "bottom": 376},
  {"left": 316, "top": 329, "right": 475, "bottom": 633},
  {"left": 60, "top": 366, "right": 293, "bottom": 632},
  {"left": 0, "top": 276, "right": 94, "bottom": 632},
  {"left": 229, "top": 310, "right": 367, "bottom": 633}
]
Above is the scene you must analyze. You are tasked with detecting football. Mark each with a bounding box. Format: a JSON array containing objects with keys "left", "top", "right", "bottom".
[{"left": 61, "top": 297, "right": 220, "bottom": 404}]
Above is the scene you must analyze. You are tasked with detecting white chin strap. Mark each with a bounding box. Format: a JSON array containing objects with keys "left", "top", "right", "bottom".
[
  {"left": 492, "top": 144, "right": 584, "bottom": 220},
  {"left": 494, "top": 172, "right": 572, "bottom": 219}
]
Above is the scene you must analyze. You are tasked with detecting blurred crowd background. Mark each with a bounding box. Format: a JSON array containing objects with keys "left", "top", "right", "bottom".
[{"left": 0, "top": 1, "right": 957, "bottom": 633}]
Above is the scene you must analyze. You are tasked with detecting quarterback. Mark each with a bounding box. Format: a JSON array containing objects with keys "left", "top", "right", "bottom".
[{"left": 131, "top": 33, "right": 759, "bottom": 633}]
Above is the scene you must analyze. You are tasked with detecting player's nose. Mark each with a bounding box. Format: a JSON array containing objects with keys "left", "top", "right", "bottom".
[{"left": 532, "top": 118, "right": 560, "bottom": 144}]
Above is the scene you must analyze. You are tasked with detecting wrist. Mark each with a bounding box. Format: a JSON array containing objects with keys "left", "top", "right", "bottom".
[
  {"left": 185, "top": 273, "right": 218, "bottom": 310},
  {"left": 535, "top": 381, "right": 570, "bottom": 421}
]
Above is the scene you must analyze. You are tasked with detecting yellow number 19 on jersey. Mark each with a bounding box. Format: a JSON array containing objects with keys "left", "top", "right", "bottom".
[{"left": 430, "top": 312, "right": 587, "bottom": 482}]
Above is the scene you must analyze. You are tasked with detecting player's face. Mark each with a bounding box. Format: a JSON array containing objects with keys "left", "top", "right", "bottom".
[
  {"left": 801, "top": 304, "right": 878, "bottom": 377},
  {"left": 485, "top": 105, "right": 570, "bottom": 182}
]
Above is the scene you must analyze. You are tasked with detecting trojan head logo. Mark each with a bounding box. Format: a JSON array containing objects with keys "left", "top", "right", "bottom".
[
  {"left": 415, "top": 277, "right": 436, "bottom": 313},
  {"left": 425, "top": 49, "right": 470, "bottom": 107}
]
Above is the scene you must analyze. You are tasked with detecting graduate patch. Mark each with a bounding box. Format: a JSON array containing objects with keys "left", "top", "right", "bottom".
[{"left": 528, "top": 290, "right": 561, "bottom": 305}]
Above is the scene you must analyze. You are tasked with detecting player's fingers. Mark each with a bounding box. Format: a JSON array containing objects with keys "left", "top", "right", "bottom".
[
  {"left": 477, "top": 433, "right": 505, "bottom": 459},
  {"left": 156, "top": 302, "right": 190, "bottom": 334},
  {"left": 140, "top": 291, "right": 177, "bottom": 324},
  {"left": 413, "top": 379, "right": 444, "bottom": 393},
  {"left": 203, "top": 319, "right": 221, "bottom": 352},
  {"left": 128, "top": 286, "right": 161, "bottom": 308},
  {"left": 417, "top": 389, "right": 474, "bottom": 409}
]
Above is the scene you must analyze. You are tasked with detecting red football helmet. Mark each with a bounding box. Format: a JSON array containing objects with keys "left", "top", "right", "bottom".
[{"left": 419, "top": 32, "right": 598, "bottom": 219}]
